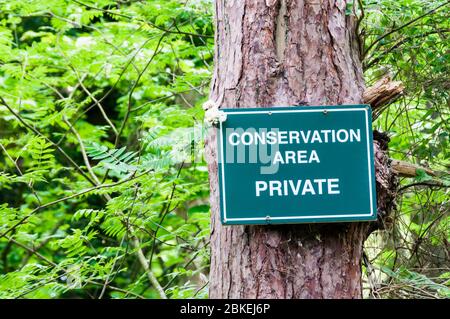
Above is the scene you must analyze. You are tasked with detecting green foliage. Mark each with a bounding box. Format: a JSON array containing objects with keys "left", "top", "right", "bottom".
[
  {"left": 358, "top": 0, "right": 449, "bottom": 299},
  {"left": 0, "top": 0, "right": 212, "bottom": 299},
  {"left": 86, "top": 143, "right": 138, "bottom": 174}
]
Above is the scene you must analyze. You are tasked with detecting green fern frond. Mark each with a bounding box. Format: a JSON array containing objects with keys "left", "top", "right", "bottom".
[
  {"left": 58, "top": 229, "right": 92, "bottom": 258},
  {"left": 141, "top": 150, "right": 173, "bottom": 170},
  {"left": 0, "top": 172, "right": 13, "bottom": 190},
  {"left": 72, "top": 209, "right": 105, "bottom": 223},
  {"left": 85, "top": 142, "right": 138, "bottom": 174},
  {"left": 26, "top": 136, "right": 55, "bottom": 174},
  {"left": 101, "top": 217, "right": 126, "bottom": 239}
]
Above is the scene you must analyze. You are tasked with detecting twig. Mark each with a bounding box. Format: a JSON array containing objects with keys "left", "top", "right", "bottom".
[
  {"left": 69, "top": 66, "right": 119, "bottom": 137},
  {"left": 6, "top": 236, "right": 57, "bottom": 267},
  {"left": 63, "top": 116, "right": 101, "bottom": 185},
  {"left": 148, "top": 163, "right": 184, "bottom": 266},
  {"left": 114, "top": 32, "right": 167, "bottom": 146},
  {"left": 98, "top": 235, "right": 126, "bottom": 299},
  {"left": 0, "top": 143, "right": 42, "bottom": 205},
  {"left": 20, "top": 221, "right": 64, "bottom": 267},
  {"left": 390, "top": 159, "right": 436, "bottom": 177},
  {"left": 398, "top": 181, "right": 447, "bottom": 193},
  {"left": 362, "top": 76, "right": 405, "bottom": 118},
  {"left": 355, "top": 0, "right": 365, "bottom": 58},
  {"left": 55, "top": 34, "right": 158, "bottom": 146}
]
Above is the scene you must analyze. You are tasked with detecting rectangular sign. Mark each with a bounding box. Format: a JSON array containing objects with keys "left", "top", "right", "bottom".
[{"left": 218, "top": 105, "right": 377, "bottom": 225}]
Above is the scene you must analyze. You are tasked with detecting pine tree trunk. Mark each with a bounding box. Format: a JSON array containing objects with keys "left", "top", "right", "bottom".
[{"left": 205, "top": 0, "right": 396, "bottom": 299}]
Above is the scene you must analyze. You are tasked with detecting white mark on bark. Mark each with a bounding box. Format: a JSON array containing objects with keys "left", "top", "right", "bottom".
[
  {"left": 275, "top": 0, "right": 287, "bottom": 61},
  {"left": 266, "top": 0, "right": 278, "bottom": 7}
]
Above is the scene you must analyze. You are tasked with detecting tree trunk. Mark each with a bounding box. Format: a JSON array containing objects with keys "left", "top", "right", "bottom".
[{"left": 205, "top": 0, "right": 396, "bottom": 298}]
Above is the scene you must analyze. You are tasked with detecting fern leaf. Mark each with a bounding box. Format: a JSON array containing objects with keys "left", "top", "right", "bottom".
[{"left": 86, "top": 143, "right": 138, "bottom": 174}]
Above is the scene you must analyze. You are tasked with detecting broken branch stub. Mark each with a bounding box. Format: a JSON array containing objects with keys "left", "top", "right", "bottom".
[
  {"left": 390, "top": 159, "right": 436, "bottom": 177},
  {"left": 363, "top": 76, "right": 405, "bottom": 119}
]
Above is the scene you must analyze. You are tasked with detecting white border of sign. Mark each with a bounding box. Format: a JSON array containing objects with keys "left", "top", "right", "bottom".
[{"left": 219, "top": 107, "right": 374, "bottom": 223}]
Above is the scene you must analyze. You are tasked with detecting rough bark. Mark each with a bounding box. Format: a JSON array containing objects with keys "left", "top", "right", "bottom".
[{"left": 206, "top": 0, "right": 397, "bottom": 299}]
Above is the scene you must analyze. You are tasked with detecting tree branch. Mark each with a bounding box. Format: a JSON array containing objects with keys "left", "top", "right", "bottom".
[
  {"left": 63, "top": 116, "right": 101, "bottom": 185},
  {"left": 365, "top": 28, "right": 450, "bottom": 70},
  {"left": 115, "top": 33, "right": 166, "bottom": 146},
  {"left": 398, "top": 181, "right": 447, "bottom": 193},
  {"left": 0, "top": 143, "right": 42, "bottom": 205},
  {"left": 363, "top": 76, "right": 405, "bottom": 118},
  {"left": 70, "top": 66, "right": 119, "bottom": 137},
  {"left": 390, "top": 159, "right": 436, "bottom": 177},
  {"left": 132, "top": 237, "right": 167, "bottom": 299}
]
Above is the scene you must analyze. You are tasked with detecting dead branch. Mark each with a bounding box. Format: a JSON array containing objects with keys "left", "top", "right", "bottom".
[
  {"left": 363, "top": 76, "right": 405, "bottom": 118},
  {"left": 390, "top": 159, "right": 436, "bottom": 177}
]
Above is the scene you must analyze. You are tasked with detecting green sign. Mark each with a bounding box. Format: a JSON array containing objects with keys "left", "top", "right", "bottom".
[{"left": 218, "top": 105, "right": 377, "bottom": 225}]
